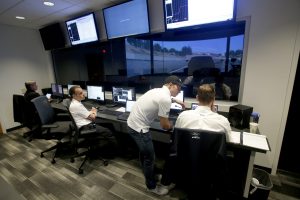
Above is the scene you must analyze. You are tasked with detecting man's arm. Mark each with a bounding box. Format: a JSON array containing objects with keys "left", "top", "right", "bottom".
[
  {"left": 172, "top": 98, "right": 186, "bottom": 110},
  {"left": 87, "top": 107, "right": 97, "bottom": 121},
  {"left": 159, "top": 116, "right": 173, "bottom": 130}
]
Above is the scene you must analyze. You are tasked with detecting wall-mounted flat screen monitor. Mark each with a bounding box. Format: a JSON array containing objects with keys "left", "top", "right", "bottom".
[
  {"left": 65, "top": 13, "right": 98, "bottom": 45},
  {"left": 112, "top": 87, "right": 136, "bottom": 104},
  {"left": 51, "top": 83, "right": 64, "bottom": 98},
  {"left": 171, "top": 90, "right": 184, "bottom": 110},
  {"left": 164, "top": 0, "right": 235, "bottom": 30},
  {"left": 39, "top": 23, "right": 66, "bottom": 50},
  {"left": 103, "top": 0, "right": 150, "bottom": 39},
  {"left": 87, "top": 85, "right": 105, "bottom": 102}
]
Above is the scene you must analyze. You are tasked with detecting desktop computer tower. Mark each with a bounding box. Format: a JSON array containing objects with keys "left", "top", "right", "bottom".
[{"left": 228, "top": 104, "right": 253, "bottom": 129}]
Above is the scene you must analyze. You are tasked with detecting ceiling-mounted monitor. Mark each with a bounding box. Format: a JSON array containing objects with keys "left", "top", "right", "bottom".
[
  {"left": 164, "top": 0, "right": 235, "bottom": 30},
  {"left": 103, "top": 0, "right": 150, "bottom": 39},
  {"left": 39, "top": 23, "right": 66, "bottom": 50},
  {"left": 65, "top": 13, "right": 98, "bottom": 45}
]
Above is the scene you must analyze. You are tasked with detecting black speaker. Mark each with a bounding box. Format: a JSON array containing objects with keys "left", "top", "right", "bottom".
[
  {"left": 39, "top": 23, "right": 66, "bottom": 50},
  {"left": 228, "top": 104, "right": 253, "bottom": 129}
]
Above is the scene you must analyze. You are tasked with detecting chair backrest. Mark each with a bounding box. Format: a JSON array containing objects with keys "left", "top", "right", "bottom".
[
  {"left": 31, "top": 96, "right": 56, "bottom": 125},
  {"left": 187, "top": 56, "right": 215, "bottom": 76},
  {"left": 13, "top": 94, "right": 26, "bottom": 124},
  {"left": 172, "top": 127, "right": 227, "bottom": 199},
  {"left": 62, "top": 98, "right": 81, "bottom": 144}
]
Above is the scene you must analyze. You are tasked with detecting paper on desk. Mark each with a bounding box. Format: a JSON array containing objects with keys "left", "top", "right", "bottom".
[
  {"left": 229, "top": 131, "right": 241, "bottom": 144},
  {"left": 115, "top": 107, "right": 125, "bottom": 112},
  {"left": 242, "top": 132, "right": 270, "bottom": 151}
]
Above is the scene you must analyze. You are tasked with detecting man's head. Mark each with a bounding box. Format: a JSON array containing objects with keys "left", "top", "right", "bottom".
[
  {"left": 25, "top": 81, "right": 37, "bottom": 91},
  {"left": 164, "top": 75, "right": 184, "bottom": 97},
  {"left": 196, "top": 84, "right": 215, "bottom": 106},
  {"left": 69, "top": 85, "right": 85, "bottom": 101}
]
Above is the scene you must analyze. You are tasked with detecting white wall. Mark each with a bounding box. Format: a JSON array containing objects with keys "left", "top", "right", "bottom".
[
  {"left": 0, "top": 24, "right": 55, "bottom": 132},
  {"left": 237, "top": 0, "right": 300, "bottom": 173}
]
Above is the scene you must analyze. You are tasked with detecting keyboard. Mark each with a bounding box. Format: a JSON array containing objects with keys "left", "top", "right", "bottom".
[
  {"left": 117, "top": 113, "right": 130, "bottom": 121},
  {"left": 100, "top": 109, "right": 123, "bottom": 116}
]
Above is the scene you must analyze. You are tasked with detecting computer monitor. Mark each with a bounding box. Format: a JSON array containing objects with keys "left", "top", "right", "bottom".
[
  {"left": 51, "top": 83, "right": 64, "bottom": 98},
  {"left": 164, "top": 0, "right": 236, "bottom": 30},
  {"left": 191, "top": 102, "right": 218, "bottom": 112},
  {"left": 171, "top": 90, "right": 184, "bottom": 111},
  {"left": 112, "top": 87, "right": 136, "bottom": 104},
  {"left": 103, "top": 0, "right": 150, "bottom": 39},
  {"left": 65, "top": 13, "right": 99, "bottom": 45},
  {"left": 87, "top": 85, "right": 105, "bottom": 103},
  {"left": 191, "top": 103, "right": 198, "bottom": 110}
]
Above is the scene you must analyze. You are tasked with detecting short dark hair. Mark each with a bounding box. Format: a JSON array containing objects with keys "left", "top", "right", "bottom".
[
  {"left": 69, "top": 85, "right": 81, "bottom": 97},
  {"left": 25, "top": 81, "right": 36, "bottom": 90},
  {"left": 197, "top": 84, "right": 215, "bottom": 104},
  {"left": 164, "top": 75, "right": 184, "bottom": 87}
]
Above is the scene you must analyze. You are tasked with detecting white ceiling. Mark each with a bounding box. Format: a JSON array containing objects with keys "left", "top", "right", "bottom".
[{"left": 0, "top": 0, "right": 125, "bottom": 29}]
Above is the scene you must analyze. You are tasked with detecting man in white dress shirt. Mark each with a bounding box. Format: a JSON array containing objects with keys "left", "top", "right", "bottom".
[{"left": 160, "top": 84, "right": 231, "bottom": 191}]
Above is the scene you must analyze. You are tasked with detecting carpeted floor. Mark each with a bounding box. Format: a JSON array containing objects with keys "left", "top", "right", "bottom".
[{"left": 0, "top": 128, "right": 299, "bottom": 200}]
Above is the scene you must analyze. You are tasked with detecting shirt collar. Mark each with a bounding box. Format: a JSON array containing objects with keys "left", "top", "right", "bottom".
[
  {"left": 162, "top": 85, "right": 171, "bottom": 96},
  {"left": 196, "top": 105, "right": 212, "bottom": 112}
]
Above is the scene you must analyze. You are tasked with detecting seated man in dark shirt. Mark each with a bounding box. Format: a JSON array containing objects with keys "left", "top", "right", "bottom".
[
  {"left": 23, "top": 81, "right": 40, "bottom": 138},
  {"left": 24, "top": 81, "right": 40, "bottom": 102}
]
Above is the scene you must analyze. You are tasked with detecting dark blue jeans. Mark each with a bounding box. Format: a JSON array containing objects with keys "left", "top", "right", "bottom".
[{"left": 128, "top": 126, "right": 156, "bottom": 189}]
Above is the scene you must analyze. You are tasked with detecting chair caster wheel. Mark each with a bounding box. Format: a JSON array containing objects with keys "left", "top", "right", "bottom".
[
  {"left": 70, "top": 158, "right": 75, "bottom": 163},
  {"left": 103, "top": 160, "right": 108, "bottom": 166},
  {"left": 51, "top": 159, "right": 56, "bottom": 164},
  {"left": 79, "top": 169, "right": 83, "bottom": 174},
  {"left": 40, "top": 153, "right": 44, "bottom": 158}
]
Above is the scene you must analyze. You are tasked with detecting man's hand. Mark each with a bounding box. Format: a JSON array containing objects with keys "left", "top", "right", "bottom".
[{"left": 173, "top": 99, "right": 186, "bottom": 110}]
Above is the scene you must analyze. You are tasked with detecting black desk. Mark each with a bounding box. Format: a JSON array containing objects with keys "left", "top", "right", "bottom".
[{"left": 52, "top": 101, "right": 269, "bottom": 198}]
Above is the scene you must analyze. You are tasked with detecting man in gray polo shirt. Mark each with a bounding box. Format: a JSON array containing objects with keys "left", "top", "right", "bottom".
[{"left": 127, "top": 75, "right": 184, "bottom": 195}]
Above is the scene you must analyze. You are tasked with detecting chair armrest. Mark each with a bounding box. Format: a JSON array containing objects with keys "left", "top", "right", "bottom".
[
  {"left": 80, "top": 129, "right": 97, "bottom": 135},
  {"left": 56, "top": 113, "right": 71, "bottom": 121},
  {"left": 42, "top": 124, "right": 59, "bottom": 129}
]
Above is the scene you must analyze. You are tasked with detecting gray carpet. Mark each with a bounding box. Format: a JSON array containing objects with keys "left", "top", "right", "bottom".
[{"left": 0, "top": 128, "right": 299, "bottom": 200}]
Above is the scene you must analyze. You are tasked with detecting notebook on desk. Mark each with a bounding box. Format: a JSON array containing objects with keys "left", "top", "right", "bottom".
[{"left": 117, "top": 100, "right": 136, "bottom": 121}]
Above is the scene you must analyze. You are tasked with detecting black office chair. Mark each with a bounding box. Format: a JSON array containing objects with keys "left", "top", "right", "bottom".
[
  {"left": 62, "top": 99, "right": 109, "bottom": 174},
  {"left": 171, "top": 128, "right": 228, "bottom": 200},
  {"left": 13, "top": 94, "right": 40, "bottom": 140},
  {"left": 31, "top": 96, "right": 72, "bottom": 164}
]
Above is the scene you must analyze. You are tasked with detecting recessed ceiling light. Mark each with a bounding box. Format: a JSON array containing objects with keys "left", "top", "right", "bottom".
[
  {"left": 16, "top": 16, "right": 25, "bottom": 20},
  {"left": 44, "top": 1, "right": 54, "bottom": 6}
]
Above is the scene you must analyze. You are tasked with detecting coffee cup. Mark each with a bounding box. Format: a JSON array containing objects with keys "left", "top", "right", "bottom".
[{"left": 249, "top": 122, "right": 259, "bottom": 134}]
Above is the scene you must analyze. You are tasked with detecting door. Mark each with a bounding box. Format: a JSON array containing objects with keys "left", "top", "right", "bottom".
[{"left": 278, "top": 53, "right": 300, "bottom": 174}]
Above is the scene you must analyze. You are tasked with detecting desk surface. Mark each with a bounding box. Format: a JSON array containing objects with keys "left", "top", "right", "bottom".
[{"left": 52, "top": 101, "right": 269, "bottom": 153}]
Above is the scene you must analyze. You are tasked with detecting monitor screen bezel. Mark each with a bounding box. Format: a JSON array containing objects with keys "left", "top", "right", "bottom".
[
  {"left": 86, "top": 85, "right": 106, "bottom": 102},
  {"left": 65, "top": 12, "right": 99, "bottom": 46},
  {"left": 103, "top": 0, "right": 150, "bottom": 40},
  {"left": 112, "top": 86, "right": 136, "bottom": 104},
  {"left": 163, "top": 0, "right": 237, "bottom": 31}
]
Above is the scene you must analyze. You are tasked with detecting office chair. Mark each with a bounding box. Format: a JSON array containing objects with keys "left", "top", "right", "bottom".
[
  {"left": 31, "top": 96, "right": 72, "bottom": 164},
  {"left": 62, "top": 99, "right": 108, "bottom": 174},
  {"left": 172, "top": 128, "right": 228, "bottom": 200},
  {"left": 13, "top": 94, "right": 40, "bottom": 140}
]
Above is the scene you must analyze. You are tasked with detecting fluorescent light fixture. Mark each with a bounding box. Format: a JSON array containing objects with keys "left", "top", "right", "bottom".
[
  {"left": 44, "top": 1, "right": 54, "bottom": 6},
  {"left": 16, "top": 16, "right": 25, "bottom": 20}
]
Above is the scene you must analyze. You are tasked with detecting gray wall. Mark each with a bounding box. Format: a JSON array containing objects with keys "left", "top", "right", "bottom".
[{"left": 0, "top": 24, "right": 54, "bottom": 131}]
